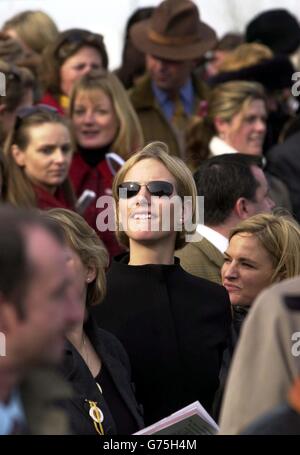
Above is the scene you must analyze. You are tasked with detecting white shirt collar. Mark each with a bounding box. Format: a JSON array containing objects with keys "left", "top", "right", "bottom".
[
  {"left": 0, "top": 389, "right": 25, "bottom": 435},
  {"left": 209, "top": 136, "right": 237, "bottom": 156},
  {"left": 196, "top": 224, "right": 228, "bottom": 254}
]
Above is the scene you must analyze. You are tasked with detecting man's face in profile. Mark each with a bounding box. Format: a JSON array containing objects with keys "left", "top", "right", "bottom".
[{"left": 21, "top": 226, "right": 81, "bottom": 365}]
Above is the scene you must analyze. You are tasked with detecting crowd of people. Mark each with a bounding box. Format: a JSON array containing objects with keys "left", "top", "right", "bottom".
[{"left": 1, "top": 0, "right": 300, "bottom": 436}]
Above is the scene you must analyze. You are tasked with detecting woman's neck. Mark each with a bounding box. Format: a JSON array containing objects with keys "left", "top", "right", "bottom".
[
  {"left": 66, "top": 322, "right": 85, "bottom": 352},
  {"left": 128, "top": 238, "right": 175, "bottom": 265}
]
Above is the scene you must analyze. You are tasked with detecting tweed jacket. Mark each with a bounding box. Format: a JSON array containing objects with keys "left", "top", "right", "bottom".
[
  {"left": 176, "top": 237, "right": 224, "bottom": 284},
  {"left": 20, "top": 367, "right": 72, "bottom": 435},
  {"left": 129, "top": 73, "right": 208, "bottom": 158}
]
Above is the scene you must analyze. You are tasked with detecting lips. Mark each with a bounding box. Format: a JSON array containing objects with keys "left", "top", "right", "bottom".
[
  {"left": 223, "top": 283, "right": 241, "bottom": 292},
  {"left": 130, "top": 211, "right": 157, "bottom": 220}
]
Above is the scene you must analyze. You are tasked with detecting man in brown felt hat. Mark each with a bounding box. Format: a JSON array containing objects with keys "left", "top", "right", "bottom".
[{"left": 129, "top": 0, "right": 217, "bottom": 159}]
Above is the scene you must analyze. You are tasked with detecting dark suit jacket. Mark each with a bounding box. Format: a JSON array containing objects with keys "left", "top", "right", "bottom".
[
  {"left": 93, "top": 254, "right": 231, "bottom": 425},
  {"left": 59, "top": 316, "right": 144, "bottom": 435},
  {"left": 176, "top": 237, "right": 224, "bottom": 284},
  {"left": 266, "top": 132, "right": 300, "bottom": 221}
]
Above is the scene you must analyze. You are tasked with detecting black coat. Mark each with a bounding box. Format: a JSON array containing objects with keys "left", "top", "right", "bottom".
[
  {"left": 266, "top": 131, "right": 300, "bottom": 222},
  {"left": 93, "top": 254, "right": 232, "bottom": 425},
  {"left": 59, "top": 315, "right": 144, "bottom": 435}
]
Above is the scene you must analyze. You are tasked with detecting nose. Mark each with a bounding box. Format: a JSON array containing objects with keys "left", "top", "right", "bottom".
[
  {"left": 135, "top": 184, "right": 152, "bottom": 206},
  {"left": 82, "top": 109, "right": 95, "bottom": 124},
  {"left": 222, "top": 260, "right": 239, "bottom": 280},
  {"left": 53, "top": 148, "right": 67, "bottom": 164},
  {"left": 267, "top": 195, "right": 276, "bottom": 212},
  {"left": 255, "top": 118, "right": 266, "bottom": 134}
]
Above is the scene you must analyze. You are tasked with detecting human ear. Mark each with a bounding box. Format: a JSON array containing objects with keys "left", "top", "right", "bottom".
[
  {"left": 11, "top": 144, "right": 26, "bottom": 167},
  {"left": 214, "top": 116, "right": 229, "bottom": 137},
  {"left": 86, "top": 264, "right": 97, "bottom": 284}
]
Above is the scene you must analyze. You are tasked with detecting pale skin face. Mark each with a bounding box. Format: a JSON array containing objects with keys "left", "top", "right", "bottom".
[
  {"left": 146, "top": 54, "right": 195, "bottom": 96},
  {"left": 247, "top": 166, "right": 275, "bottom": 215},
  {"left": 72, "top": 89, "right": 119, "bottom": 149},
  {"left": 12, "top": 122, "right": 73, "bottom": 194},
  {"left": 118, "top": 158, "right": 179, "bottom": 250},
  {"left": 2, "top": 227, "right": 82, "bottom": 368},
  {"left": 222, "top": 233, "right": 275, "bottom": 306},
  {"left": 60, "top": 46, "right": 103, "bottom": 96},
  {"left": 217, "top": 99, "right": 267, "bottom": 155}
]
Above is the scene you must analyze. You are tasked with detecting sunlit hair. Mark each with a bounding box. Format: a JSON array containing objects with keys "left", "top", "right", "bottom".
[
  {"left": 46, "top": 208, "right": 108, "bottom": 307},
  {"left": 3, "top": 10, "right": 59, "bottom": 55},
  {"left": 186, "top": 80, "right": 266, "bottom": 170},
  {"left": 3, "top": 109, "right": 75, "bottom": 208},
  {"left": 40, "top": 28, "right": 108, "bottom": 98},
  {"left": 113, "top": 141, "right": 197, "bottom": 250},
  {"left": 229, "top": 213, "right": 300, "bottom": 282},
  {"left": 219, "top": 43, "right": 273, "bottom": 72},
  {"left": 69, "top": 69, "right": 143, "bottom": 159}
]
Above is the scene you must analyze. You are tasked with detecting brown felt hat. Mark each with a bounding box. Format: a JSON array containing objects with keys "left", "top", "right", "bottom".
[{"left": 130, "top": 0, "right": 217, "bottom": 61}]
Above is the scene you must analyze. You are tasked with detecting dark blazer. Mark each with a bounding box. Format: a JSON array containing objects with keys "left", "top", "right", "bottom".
[
  {"left": 59, "top": 315, "right": 144, "bottom": 435},
  {"left": 93, "top": 254, "right": 232, "bottom": 425},
  {"left": 176, "top": 237, "right": 224, "bottom": 284},
  {"left": 266, "top": 131, "right": 300, "bottom": 221}
]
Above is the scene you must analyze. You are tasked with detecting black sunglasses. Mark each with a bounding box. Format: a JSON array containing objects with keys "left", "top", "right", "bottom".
[
  {"left": 56, "top": 30, "right": 104, "bottom": 59},
  {"left": 118, "top": 181, "right": 174, "bottom": 199}
]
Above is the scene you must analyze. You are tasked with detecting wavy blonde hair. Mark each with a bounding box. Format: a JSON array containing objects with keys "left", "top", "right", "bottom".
[
  {"left": 69, "top": 69, "right": 143, "bottom": 160},
  {"left": 46, "top": 208, "right": 108, "bottom": 307},
  {"left": 229, "top": 213, "right": 300, "bottom": 282}
]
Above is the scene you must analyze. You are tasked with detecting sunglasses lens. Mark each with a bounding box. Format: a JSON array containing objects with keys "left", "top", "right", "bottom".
[
  {"left": 118, "top": 182, "right": 140, "bottom": 199},
  {"left": 147, "top": 181, "right": 173, "bottom": 197}
]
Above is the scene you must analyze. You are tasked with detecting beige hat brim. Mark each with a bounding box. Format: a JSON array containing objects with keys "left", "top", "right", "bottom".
[{"left": 130, "top": 19, "right": 217, "bottom": 61}]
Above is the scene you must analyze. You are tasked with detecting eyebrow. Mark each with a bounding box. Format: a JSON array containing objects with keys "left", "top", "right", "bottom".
[{"left": 224, "top": 252, "right": 258, "bottom": 265}]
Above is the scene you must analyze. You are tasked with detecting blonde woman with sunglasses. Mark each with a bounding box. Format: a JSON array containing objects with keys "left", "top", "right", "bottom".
[{"left": 93, "top": 141, "right": 232, "bottom": 425}]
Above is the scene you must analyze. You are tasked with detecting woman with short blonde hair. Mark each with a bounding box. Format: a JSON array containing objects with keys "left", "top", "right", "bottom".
[
  {"left": 222, "top": 213, "right": 300, "bottom": 337},
  {"left": 93, "top": 141, "right": 231, "bottom": 424},
  {"left": 113, "top": 141, "right": 197, "bottom": 250}
]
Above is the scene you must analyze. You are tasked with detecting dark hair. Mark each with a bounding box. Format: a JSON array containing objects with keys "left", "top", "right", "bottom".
[
  {"left": 40, "top": 28, "right": 108, "bottom": 97},
  {"left": 115, "top": 7, "right": 154, "bottom": 89},
  {"left": 0, "top": 206, "right": 65, "bottom": 316},
  {"left": 194, "top": 154, "right": 263, "bottom": 225}
]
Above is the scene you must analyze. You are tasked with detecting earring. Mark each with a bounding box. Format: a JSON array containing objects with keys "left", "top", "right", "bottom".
[{"left": 87, "top": 278, "right": 91, "bottom": 283}]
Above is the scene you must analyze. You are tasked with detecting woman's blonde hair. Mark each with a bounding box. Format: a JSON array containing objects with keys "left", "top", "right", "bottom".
[
  {"left": 113, "top": 141, "right": 197, "bottom": 250},
  {"left": 229, "top": 213, "right": 300, "bottom": 282},
  {"left": 69, "top": 70, "right": 143, "bottom": 159},
  {"left": 3, "top": 108, "right": 75, "bottom": 208},
  {"left": 3, "top": 10, "right": 59, "bottom": 55},
  {"left": 219, "top": 43, "right": 273, "bottom": 73},
  {"left": 186, "top": 81, "right": 266, "bottom": 170},
  {"left": 46, "top": 208, "right": 108, "bottom": 307}
]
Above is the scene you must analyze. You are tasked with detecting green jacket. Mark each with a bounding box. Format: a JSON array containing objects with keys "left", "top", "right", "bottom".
[
  {"left": 176, "top": 237, "right": 224, "bottom": 285},
  {"left": 129, "top": 73, "right": 208, "bottom": 158}
]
